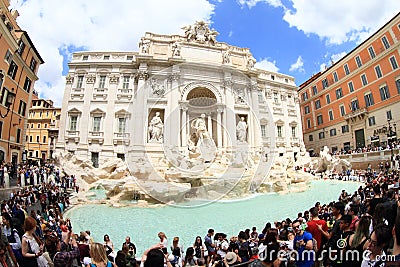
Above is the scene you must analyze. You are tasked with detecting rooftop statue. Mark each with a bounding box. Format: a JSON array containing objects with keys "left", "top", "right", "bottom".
[{"left": 182, "top": 21, "right": 219, "bottom": 45}]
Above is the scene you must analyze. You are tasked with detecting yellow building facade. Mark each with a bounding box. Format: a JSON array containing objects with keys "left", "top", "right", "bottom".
[{"left": 26, "top": 99, "right": 60, "bottom": 162}]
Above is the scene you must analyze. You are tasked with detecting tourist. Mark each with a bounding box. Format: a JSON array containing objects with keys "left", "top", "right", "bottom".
[
  {"left": 103, "top": 234, "right": 115, "bottom": 262},
  {"left": 250, "top": 227, "right": 259, "bottom": 244},
  {"left": 193, "top": 236, "right": 205, "bottom": 259},
  {"left": 158, "top": 232, "right": 168, "bottom": 254},
  {"left": 46, "top": 230, "right": 80, "bottom": 267},
  {"left": 183, "top": 247, "right": 196, "bottom": 266},
  {"left": 122, "top": 236, "right": 136, "bottom": 258},
  {"left": 306, "top": 207, "right": 327, "bottom": 254},
  {"left": 348, "top": 204, "right": 360, "bottom": 231},
  {"left": 170, "top": 236, "right": 184, "bottom": 258},
  {"left": 88, "top": 242, "right": 115, "bottom": 267},
  {"left": 114, "top": 249, "right": 127, "bottom": 267},
  {"left": 237, "top": 231, "right": 250, "bottom": 263},
  {"left": 368, "top": 185, "right": 383, "bottom": 216},
  {"left": 361, "top": 224, "right": 392, "bottom": 267},
  {"left": 141, "top": 243, "right": 172, "bottom": 267},
  {"left": 1, "top": 212, "right": 22, "bottom": 264},
  {"left": 205, "top": 229, "right": 216, "bottom": 263},
  {"left": 21, "top": 216, "right": 49, "bottom": 267},
  {"left": 292, "top": 219, "right": 314, "bottom": 267},
  {"left": 249, "top": 241, "right": 281, "bottom": 267},
  {"left": 346, "top": 215, "right": 371, "bottom": 267},
  {"left": 225, "top": 251, "right": 241, "bottom": 266},
  {"left": 333, "top": 214, "right": 354, "bottom": 267},
  {"left": 216, "top": 233, "right": 229, "bottom": 259}
]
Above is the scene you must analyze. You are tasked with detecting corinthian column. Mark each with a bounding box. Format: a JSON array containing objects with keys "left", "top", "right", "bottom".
[{"left": 207, "top": 113, "right": 213, "bottom": 138}]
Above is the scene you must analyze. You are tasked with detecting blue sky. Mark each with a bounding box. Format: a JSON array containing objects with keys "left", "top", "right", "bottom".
[{"left": 9, "top": 0, "right": 400, "bottom": 106}]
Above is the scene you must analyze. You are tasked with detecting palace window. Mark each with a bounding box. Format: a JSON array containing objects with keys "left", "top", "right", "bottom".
[
  {"left": 341, "top": 125, "right": 349, "bottom": 133},
  {"left": 390, "top": 56, "right": 398, "bottom": 70},
  {"left": 317, "top": 115, "right": 323, "bottom": 125},
  {"left": 93, "top": 116, "right": 101, "bottom": 132},
  {"left": 7, "top": 61, "right": 18, "bottom": 80},
  {"left": 76, "top": 75, "right": 84, "bottom": 88},
  {"left": 123, "top": 76, "right": 130, "bottom": 89},
  {"left": 396, "top": 78, "right": 400, "bottom": 94},
  {"left": 335, "top": 88, "right": 343, "bottom": 99},
  {"left": 69, "top": 116, "right": 78, "bottom": 131},
  {"left": 309, "top": 135, "right": 313, "bottom": 141},
  {"left": 312, "top": 85, "right": 318, "bottom": 95},
  {"left": 307, "top": 119, "right": 311, "bottom": 129},
  {"left": 350, "top": 99, "right": 359, "bottom": 111},
  {"left": 355, "top": 55, "right": 362, "bottom": 68},
  {"left": 387, "top": 110, "right": 392, "bottom": 120},
  {"left": 325, "top": 94, "right": 331, "bottom": 104},
  {"left": 368, "top": 46, "right": 376, "bottom": 59},
  {"left": 23, "top": 77, "right": 32, "bottom": 92},
  {"left": 330, "top": 128, "right": 337, "bottom": 136},
  {"left": 322, "top": 78, "right": 329, "bottom": 89},
  {"left": 277, "top": 125, "right": 282, "bottom": 137},
  {"left": 118, "top": 117, "right": 126, "bottom": 133},
  {"left": 261, "top": 125, "right": 266, "bottom": 137},
  {"left": 99, "top": 75, "right": 106, "bottom": 88},
  {"left": 319, "top": 132, "right": 325, "bottom": 139},
  {"left": 368, "top": 116, "right": 376, "bottom": 126},
  {"left": 382, "top": 36, "right": 390, "bottom": 49},
  {"left": 17, "top": 41, "right": 25, "bottom": 55},
  {"left": 348, "top": 81, "right": 354, "bottom": 93},
  {"left": 328, "top": 110, "right": 334, "bottom": 121},
  {"left": 333, "top": 72, "right": 338, "bottom": 82},
  {"left": 364, "top": 92, "right": 374, "bottom": 107},
  {"left": 361, "top": 74, "right": 368, "bottom": 86},
  {"left": 379, "top": 86, "right": 390, "bottom": 101},
  {"left": 375, "top": 65, "right": 382, "bottom": 79},
  {"left": 302, "top": 92, "right": 309, "bottom": 101},
  {"left": 304, "top": 106, "right": 310, "bottom": 114},
  {"left": 344, "top": 64, "right": 350, "bottom": 75},
  {"left": 315, "top": 100, "right": 321, "bottom": 109}
]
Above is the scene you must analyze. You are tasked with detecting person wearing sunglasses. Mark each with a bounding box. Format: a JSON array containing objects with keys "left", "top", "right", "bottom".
[{"left": 292, "top": 219, "right": 314, "bottom": 267}]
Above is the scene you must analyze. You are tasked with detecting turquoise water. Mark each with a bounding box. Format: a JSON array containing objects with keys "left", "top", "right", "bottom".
[{"left": 66, "top": 180, "right": 360, "bottom": 255}]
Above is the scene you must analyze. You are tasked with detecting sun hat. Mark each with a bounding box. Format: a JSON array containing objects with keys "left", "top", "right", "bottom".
[{"left": 225, "top": 252, "right": 237, "bottom": 265}]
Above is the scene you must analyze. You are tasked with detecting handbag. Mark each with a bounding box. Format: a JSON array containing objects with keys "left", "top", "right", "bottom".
[{"left": 21, "top": 239, "right": 39, "bottom": 267}]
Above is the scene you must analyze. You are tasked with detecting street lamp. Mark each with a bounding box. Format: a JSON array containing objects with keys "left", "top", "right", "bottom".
[
  {"left": 0, "top": 89, "right": 16, "bottom": 118},
  {"left": 388, "top": 119, "right": 396, "bottom": 168}
]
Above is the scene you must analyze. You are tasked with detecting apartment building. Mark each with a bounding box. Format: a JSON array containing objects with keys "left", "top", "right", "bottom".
[
  {"left": 299, "top": 12, "right": 400, "bottom": 155},
  {"left": 26, "top": 99, "right": 61, "bottom": 162},
  {"left": 0, "top": 0, "right": 43, "bottom": 164}
]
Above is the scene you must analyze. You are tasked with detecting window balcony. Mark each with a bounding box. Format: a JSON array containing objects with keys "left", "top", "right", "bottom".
[
  {"left": 65, "top": 130, "right": 80, "bottom": 143},
  {"left": 92, "top": 88, "right": 108, "bottom": 101},
  {"left": 276, "top": 136, "right": 285, "bottom": 147},
  {"left": 344, "top": 108, "right": 368, "bottom": 123},
  {"left": 113, "top": 132, "right": 130, "bottom": 145},
  {"left": 290, "top": 137, "right": 300, "bottom": 147},
  {"left": 116, "top": 88, "right": 133, "bottom": 102},
  {"left": 70, "top": 88, "right": 84, "bottom": 101},
  {"left": 88, "top": 131, "right": 104, "bottom": 144}
]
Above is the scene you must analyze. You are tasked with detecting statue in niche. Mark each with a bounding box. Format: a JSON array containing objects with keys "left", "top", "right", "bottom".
[
  {"left": 191, "top": 114, "right": 216, "bottom": 162},
  {"left": 236, "top": 116, "right": 248, "bottom": 143},
  {"left": 139, "top": 38, "right": 150, "bottom": 54},
  {"left": 172, "top": 42, "right": 181, "bottom": 57},
  {"left": 222, "top": 49, "right": 231, "bottom": 64},
  {"left": 148, "top": 112, "right": 164, "bottom": 143}
]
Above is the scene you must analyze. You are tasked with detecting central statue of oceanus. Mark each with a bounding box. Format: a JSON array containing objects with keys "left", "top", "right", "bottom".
[{"left": 191, "top": 114, "right": 217, "bottom": 162}]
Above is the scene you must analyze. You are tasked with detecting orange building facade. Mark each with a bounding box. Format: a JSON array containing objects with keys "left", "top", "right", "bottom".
[
  {"left": 0, "top": 0, "right": 43, "bottom": 164},
  {"left": 299, "top": 12, "right": 400, "bottom": 155}
]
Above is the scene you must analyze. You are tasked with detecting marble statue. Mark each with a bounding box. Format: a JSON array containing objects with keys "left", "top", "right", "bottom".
[
  {"left": 150, "top": 78, "right": 165, "bottom": 96},
  {"left": 247, "top": 56, "right": 256, "bottom": 69},
  {"left": 236, "top": 117, "right": 248, "bottom": 143},
  {"left": 148, "top": 112, "right": 164, "bottom": 143},
  {"left": 172, "top": 42, "right": 181, "bottom": 57},
  {"left": 182, "top": 21, "right": 218, "bottom": 45},
  {"left": 139, "top": 38, "right": 150, "bottom": 54},
  {"left": 222, "top": 49, "right": 231, "bottom": 64},
  {"left": 191, "top": 114, "right": 217, "bottom": 162}
]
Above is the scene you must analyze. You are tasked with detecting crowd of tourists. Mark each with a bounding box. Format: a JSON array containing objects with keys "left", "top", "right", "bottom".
[{"left": 1, "top": 160, "right": 400, "bottom": 267}]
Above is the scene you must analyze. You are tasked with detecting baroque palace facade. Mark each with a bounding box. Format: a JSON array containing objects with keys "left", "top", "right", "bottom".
[
  {"left": 299, "top": 12, "right": 400, "bottom": 155},
  {"left": 57, "top": 22, "right": 304, "bottom": 167}
]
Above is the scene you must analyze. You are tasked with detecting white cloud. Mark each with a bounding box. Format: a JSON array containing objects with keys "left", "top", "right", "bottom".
[
  {"left": 282, "top": 0, "right": 400, "bottom": 44},
  {"left": 9, "top": 0, "right": 215, "bottom": 106},
  {"left": 289, "top": 56, "right": 304, "bottom": 72},
  {"left": 319, "top": 63, "right": 327, "bottom": 72},
  {"left": 237, "top": 0, "right": 283, "bottom": 8},
  {"left": 255, "top": 58, "right": 279, "bottom": 72},
  {"left": 228, "top": 30, "right": 233, "bottom": 37},
  {"left": 330, "top": 52, "right": 347, "bottom": 64}
]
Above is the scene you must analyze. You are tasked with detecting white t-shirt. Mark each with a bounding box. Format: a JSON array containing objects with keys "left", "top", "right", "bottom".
[{"left": 216, "top": 239, "right": 229, "bottom": 258}]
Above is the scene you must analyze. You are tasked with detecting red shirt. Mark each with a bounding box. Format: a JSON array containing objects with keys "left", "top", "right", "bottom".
[{"left": 306, "top": 219, "right": 328, "bottom": 251}]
